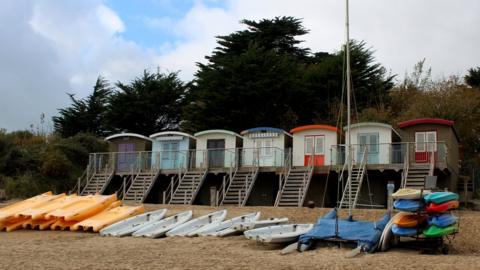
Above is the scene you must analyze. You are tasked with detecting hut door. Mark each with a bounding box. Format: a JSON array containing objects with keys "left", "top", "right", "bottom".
[
  {"left": 256, "top": 139, "right": 274, "bottom": 167},
  {"left": 161, "top": 141, "right": 179, "bottom": 169},
  {"left": 357, "top": 133, "right": 379, "bottom": 164},
  {"left": 207, "top": 139, "right": 225, "bottom": 167},
  {"left": 304, "top": 136, "right": 325, "bottom": 166},
  {"left": 117, "top": 143, "right": 135, "bottom": 172},
  {"left": 415, "top": 131, "right": 437, "bottom": 163}
]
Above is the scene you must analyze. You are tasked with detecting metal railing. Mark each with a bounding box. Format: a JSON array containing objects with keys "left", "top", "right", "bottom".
[
  {"left": 339, "top": 145, "right": 368, "bottom": 209},
  {"left": 331, "top": 141, "right": 448, "bottom": 166},
  {"left": 274, "top": 149, "right": 292, "bottom": 207},
  {"left": 239, "top": 147, "right": 287, "bottom": 168},
  {"left": 298, "top": 152, "right": 315, "bottom": 206},
  {"left": 86, "top": 146, "right": 291, "bottom": 175}
]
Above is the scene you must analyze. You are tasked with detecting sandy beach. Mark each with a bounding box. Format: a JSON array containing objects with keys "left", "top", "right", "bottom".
[{"left": 1, "top": 203, "right": 479, "bottom": 270}]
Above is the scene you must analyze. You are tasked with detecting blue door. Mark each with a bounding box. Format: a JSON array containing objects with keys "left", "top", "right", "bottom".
[
  {"left": 357, "top": 133, "right": 379, "bottom": 164},
  {"left": 161, "top": 141, "right": 179, "bottom": 169}
]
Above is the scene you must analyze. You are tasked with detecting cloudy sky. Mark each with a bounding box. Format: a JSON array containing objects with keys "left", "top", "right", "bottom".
[{"left": 1, "top": 0, "right": 479, "bottom": 131}]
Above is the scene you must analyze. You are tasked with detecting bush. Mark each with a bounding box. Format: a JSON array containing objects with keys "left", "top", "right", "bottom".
[
  {"left": 1, "top": 174, "right": 49, "bottom": 199},
  {"left": 40, "top": 149, "right": 72, "bottom": 179}
]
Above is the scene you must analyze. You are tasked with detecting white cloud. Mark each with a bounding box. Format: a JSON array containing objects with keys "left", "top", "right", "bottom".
[
  {"left": 0, "top": 0, "right": 157, "bottom": 131},
  {"left": 97, "top": 5, "right": 125, "bottom": 34},
  {"left": 1, "top": 0, "right": 479, "bottom": 131},
  {"left": 154, "top": 0, "right": 480, "bottom": 82}
]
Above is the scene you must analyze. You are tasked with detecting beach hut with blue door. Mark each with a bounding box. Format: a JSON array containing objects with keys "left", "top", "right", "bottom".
[
  {"left": 240, "top": 127, "right": 292, "bottom": 167},
  {"left": 194, "top": 130, "right": 243, "bottom": 169},
  {"left": 344, "top": 122, "right": 401, "bottom": 165},
  {"left": 104, "top": 133, "right": 152, "bottom": 173},
  {"left": 149, "top": 131, "right": 196, "bottom": 170}
]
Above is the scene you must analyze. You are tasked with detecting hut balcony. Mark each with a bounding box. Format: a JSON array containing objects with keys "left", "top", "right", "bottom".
[{"left": 330, "top": 141, "right": 450, "bottom": 172}]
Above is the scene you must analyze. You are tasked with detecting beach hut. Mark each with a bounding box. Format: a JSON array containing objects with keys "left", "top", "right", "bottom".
[
  {"left": 290, "top": 125, "right": 338, "bottom": 167},
  {"left": 104, "top": 133, "right": 152, "bottom": 172},
  {"left": 344, "top": 122, "right": 401, "bottom": 165},
  {"left": 149, "top": 131, "right": 196, "bottom": 170},
  {"left": 194, "top": 129, "right": 243, "bottom": 169},
  {"left": 240, "top": 127, "right": 292, "bottom": 167},
  {"left": 397, "top": 118, "right": 459, "bottom": 166}
]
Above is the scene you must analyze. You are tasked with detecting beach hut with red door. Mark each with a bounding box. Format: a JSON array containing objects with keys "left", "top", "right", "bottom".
[
  {"left": 290, "top": 125, "right": 338, "bottom": 167},
  {"left": 398, "top": 118, "right": 459, "bottom": 190}
]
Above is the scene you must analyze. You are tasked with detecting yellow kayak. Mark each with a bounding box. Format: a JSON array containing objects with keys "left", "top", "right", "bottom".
[
  {"left": 72, "top": 205, "right": 144, "bottom": 232},
  {"left": 392, "top": 188, "right": 430, "bottom": 200},
  {"left": 16, "top": 194, "right": 74, "bottom": 220},
  {"left": 23, "top": 219, "right": 56, "bottom": 230},
  {"left": 0, "top": 192, "right": 59, "bottom": 222},
  {"left": 51, "top": 200, "right": 122, "bottom": 231},
  {"left": 45, "top": 194, "right": 117, "bottom": 222},
  {"left": 0, "top": 217, "right": 31, "bottom": 232}
]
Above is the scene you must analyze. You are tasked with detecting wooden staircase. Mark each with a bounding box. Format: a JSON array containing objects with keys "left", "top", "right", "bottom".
[
  {"left": 221, "top": 168, "right": 259, "bottom": 206},
  {"left": 275, "top": 166, "right": 313, "bottom": 207},
  {"left": 81, "top": 172, "right": 114, "bottom": 195},
  {"left": 404, "top": 164, "right": 430, "bottom": 189},
  {"left": 123, "top": 171, "right": 160, "bottom": 203},
  {"left": 339, "top": 162, "right": 367, "bottom": 209},
  {"left": 169, "top": 170, "right": 207, "bottom": 204}
]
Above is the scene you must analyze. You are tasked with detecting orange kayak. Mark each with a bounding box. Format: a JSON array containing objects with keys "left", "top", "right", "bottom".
[
  {"left": 0, "top": 192, "right": 59, "bottom": 222},
  {"left": 392, "top": 213, "right": 427, "bottom": 228},
  {"left": 72, "top": 204, "right": 144, "bottom": 232},
  {"left": 0, "top": 217, "right": 31, "bottom": 232},
  {"left": 23, "top": 219, "right": 56, "bottom": 230},
  {"left": 17, "top": 194, "right": 76, "bottom": 220},
  {"left": 51, "top": 200, "right": 122, "bottom": 231},
  {"left": 46, "top": 194, "right": 117, "bottom": 222}
]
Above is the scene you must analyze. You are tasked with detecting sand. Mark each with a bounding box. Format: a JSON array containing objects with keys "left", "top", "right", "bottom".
[{"left": 1, "top": 203, "right": 479, "bottom": 270}]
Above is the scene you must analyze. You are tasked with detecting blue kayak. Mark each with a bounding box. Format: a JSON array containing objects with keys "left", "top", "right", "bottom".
[
  {"left": 394, "top": 199, "right": 422, "bottom": 212},
  {"left": 391, "top": 224, "right": 418, "bottom": 236},
  {"left": 428, "top": 214, "right": 458, "bottom": 227},
  {"left": 424, "top": 192, "right": 459, "bottom": 204}
]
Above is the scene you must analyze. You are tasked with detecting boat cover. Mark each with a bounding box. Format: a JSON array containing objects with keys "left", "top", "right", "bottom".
[{"left": 298, "top": 209, "right": 390, "bottom": 252}]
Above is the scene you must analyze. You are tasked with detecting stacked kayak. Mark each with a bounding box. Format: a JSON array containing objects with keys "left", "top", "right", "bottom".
[
  {"left": 0, "top": 192, "right": 146, "bottom": 233},
  {"left": 422, "top": 192, "right": 459, "bottom": 238},
  {"left": 391, "top": 189, "right": 459, "bottom": 239}
]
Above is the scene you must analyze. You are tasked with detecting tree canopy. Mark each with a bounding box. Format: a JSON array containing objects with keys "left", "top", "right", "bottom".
[
  {"left": 181, "top": 17, "right": 394, "bottom": 132},
  {"left": 53, "top": 76, "right": 112, "bottom": 137},
  {"left": 465, "top": 66, "right": 480, "bottom": 88},
  {"left": 106, "top": 70, "right": 187, "bottom": 135}
]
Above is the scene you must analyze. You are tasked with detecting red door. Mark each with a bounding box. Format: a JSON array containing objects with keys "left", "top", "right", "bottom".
[
  {"left": 415, "top": 131, "right": 437, "bottom": 163},
  {"left": 304, "top": 135, "right": 325, "bottom": 166}
]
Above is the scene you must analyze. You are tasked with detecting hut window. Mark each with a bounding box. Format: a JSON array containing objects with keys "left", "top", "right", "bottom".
[
  {"left": 162, "top": 143, "right": 170, "bottom": 160},
  {"left": 305, "top": 137, "right": 314, "bottom": 155},
  {"left": 264, "top": 140, "right": 272, "bottom": 156},
  {"left": 416, "top": 131, "right": 437, "bottom": 152},
  {"left": 315, "top": 136, "right": 324, "bottom": 155},
  {"left": 415, "top": 132, "right": 426, "bottom": 152},
  {"left": 426, "top": 131, "right": 437, "bottom": 152},
  {"left": 358, "top": 133, "right": 378, "bottom": 153}
]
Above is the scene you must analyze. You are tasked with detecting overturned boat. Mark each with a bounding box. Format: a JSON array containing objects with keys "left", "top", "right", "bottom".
[{"left": 297, "top": 209, "right": 390, "bottom": 252}]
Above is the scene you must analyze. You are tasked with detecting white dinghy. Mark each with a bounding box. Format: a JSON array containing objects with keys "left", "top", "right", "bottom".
[
  {"left": 195, "top": 212, "right": 261, "bottom": 237},
  {"left": 100, "top": 209, "right": 167, "bottom": 237},
  {"left": 132, "top": 210, "right": 193, "bottom": 238},
  {"left": 244, "top": 224, "right": 314, "bottom": 243},
  {"left": 166, "top": 210, "right": 227, "bottom": 237},
  {"left": 232, "top": 217, "right": 289, "bottom": 232}
]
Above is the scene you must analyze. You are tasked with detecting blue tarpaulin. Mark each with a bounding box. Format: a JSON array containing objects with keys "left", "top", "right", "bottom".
[{"left": 298, "top": 209, "right": 390, "bottom": 252}]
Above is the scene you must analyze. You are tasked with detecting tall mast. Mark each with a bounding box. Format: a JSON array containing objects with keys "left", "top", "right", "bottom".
[{"left": 345, "top": 0, "right": 352, "bottom": 217}]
